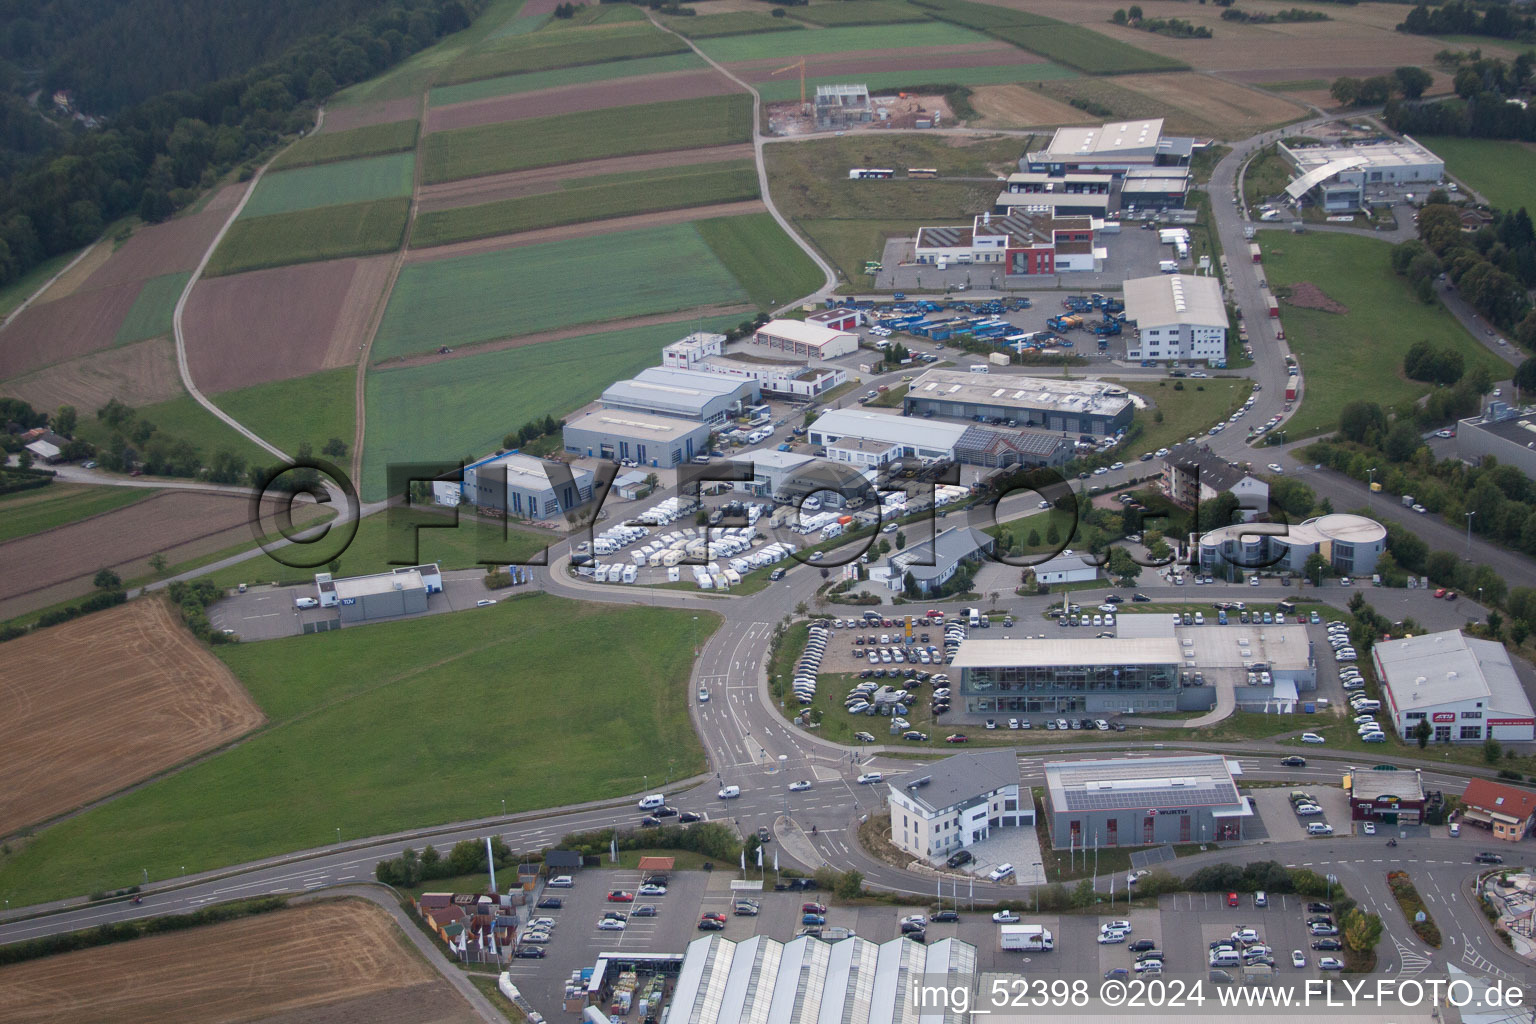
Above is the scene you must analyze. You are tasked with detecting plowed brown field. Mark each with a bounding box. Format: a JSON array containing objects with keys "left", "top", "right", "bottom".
[
  {"left": 33, "top": 240, "right": 113, "bottom": 303},
  {"left": 183, "top": 255, "right": 393, "bottom": 393},
  {"left": 426, "top": 69, "right": 740, "bottom": 133},
  {"left": 81, "top": 198, "right": 237, "bottom": 290},
  {"left": 0, "top": 598, "right": 264, "bottom": 835},
  {"left": 0, "top": 900, "right": 479, "bottom": 1024},
  {"left": 0, "top": 336, "right": 182, "bottom": 412},
  {"left": 0, "top": 279, "right": 142, "bottom": 379},
  {"left": 322, "top": 97, "right": 420, "bottom": 134}
]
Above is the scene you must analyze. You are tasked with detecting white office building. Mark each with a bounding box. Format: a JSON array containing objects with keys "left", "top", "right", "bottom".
[
  {"left": 1123, "top": 274, "right": 1228, "bottom": 366},
  {"left": 887, "top": 750, "right": 1030, "bottom": 859},
  {"left": 1375, "top": 630, "right": 1536, "bottom": 744},
  {"left": 1281, "top": 136, "right": 1444, "bottom": 211}
]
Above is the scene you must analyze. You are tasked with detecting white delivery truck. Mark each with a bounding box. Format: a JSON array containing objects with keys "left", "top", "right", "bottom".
[
  {"left": 966, "top": 606, "right": 982, "bottom": 627},
  {"left": 1000, "top": 925, "right": 1054, "bottom": 952}
]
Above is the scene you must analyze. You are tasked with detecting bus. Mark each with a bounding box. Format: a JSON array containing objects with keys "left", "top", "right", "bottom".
[
  {"left": 848, "top": 168, "right": 895, "bottom": 179},
  {"left": 907, "top": 167, "right": 938, "bottom": 179}
]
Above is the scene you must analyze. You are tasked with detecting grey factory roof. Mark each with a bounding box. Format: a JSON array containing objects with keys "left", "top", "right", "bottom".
[
  {"left": 891, "top": 525, "right": 994, "bottom": 582},
  {"left": 891, "top": 749, "right": 1019, "bottom": 815},
  {"left": 955, "top": 425, "right": 1068, "bottom": 459},
  {"left": 1045, "top": 754, "right": 1243, "bottom": 813},
  {"left": 952, "top": 637, "right": 1182, "bottom": 669},
  {"left": 464, "top": 451, "right": 584, "bottom": 492},
  {"left": 906, "top": 369, "right": 1133, "bottom": 417},
  {"left": 564, "top": 409, "right": 704, "bottom": 442},
  {"left": 1042, "top": 119, "right": 1166, "bottom": 158},
  {"left": 602, "top": 367, "right": 749, "bottom": 414},
  {"left": 809, "top": 407, "right": 968, "bottom": 450},
  {"left": 1375, "top": 630, "right": 1532, "bottom": 717},
  {"left": 332, "top": 568, "right": 425, "bottom": 600},
  {"left": 1123, "top": 274, "right": 1226, "bottom": 329},
  {"left": 1350, "top": 766, "right": 1425, "bottom": 804}
]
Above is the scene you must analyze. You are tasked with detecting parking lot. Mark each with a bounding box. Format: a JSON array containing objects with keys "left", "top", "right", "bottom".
[{"left": 207, "top": 569, "right": 499, "bottom": 640}]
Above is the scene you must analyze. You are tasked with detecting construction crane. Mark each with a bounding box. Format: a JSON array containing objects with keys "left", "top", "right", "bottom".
[{"left": 771, "top": 58, "right": 809, "bottom": 115}]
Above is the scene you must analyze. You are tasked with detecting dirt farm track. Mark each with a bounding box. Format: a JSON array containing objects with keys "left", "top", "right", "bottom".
[
  {"left": 0, "top": 899, "right": 480, "bottom": 1024},
  {"left": 0, "top": 599, "right": 264, "bottom": 837}
]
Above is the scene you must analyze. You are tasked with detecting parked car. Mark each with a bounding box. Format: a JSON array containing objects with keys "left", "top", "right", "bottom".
[
  {"left": 988, "top": 863, "right": 1015, "bottom": 881},
  {"left": 993, "top": 910, "right": 1021, "bottom": 924},
  {"left": 597, "top": 918, "right": 626, "bottom": 931},
  {"left": 946, "top": 850, "right": 974, "bottom": 869},
  {"left": 607, "top": 890, "right": 634, "bottom": 902}
]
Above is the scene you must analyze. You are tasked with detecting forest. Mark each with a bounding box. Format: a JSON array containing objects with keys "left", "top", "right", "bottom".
[
  {"left": 1384, "top": 50, "right": 1536, "bottom": 140},
  {"left": 0, "top": 0, "right": 485, "bottom": 291},
  {"left": 1397, "top": 1, "right": 1536, "bottom": 42}
]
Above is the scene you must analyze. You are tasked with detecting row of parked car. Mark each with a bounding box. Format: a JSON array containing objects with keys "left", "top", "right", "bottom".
[{"left": 791, "top": 623, "right": 831, "bottom": 706}]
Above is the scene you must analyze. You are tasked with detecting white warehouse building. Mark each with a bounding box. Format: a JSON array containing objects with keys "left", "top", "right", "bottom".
[
  {"left": 1376, "top": 630, "right": 1536, "bottom": 744},
  {"left": 806, "top": 407, "right": 968, "bottom": 466},
  {"left": 887, "top": 750, "right": 1031, "bottom": 860},
  {"left": 750, "top": 319, "right": 859, "bottom": 361},
  {"left": 1123, "top": 273, "right": 1228, "bottom": 367}
]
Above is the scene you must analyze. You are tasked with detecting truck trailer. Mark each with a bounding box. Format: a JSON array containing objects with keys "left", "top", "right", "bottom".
[{"left": 999, "top": 925, "right": 1055, "bottom": 952}]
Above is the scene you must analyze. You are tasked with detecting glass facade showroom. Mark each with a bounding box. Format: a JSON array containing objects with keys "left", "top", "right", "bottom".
[{"left": 962, "top": 661, "right": 1180, "bottom": 713}]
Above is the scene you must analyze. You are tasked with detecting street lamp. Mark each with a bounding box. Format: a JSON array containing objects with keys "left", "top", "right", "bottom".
[
  {"left": 1034, "top": 862, "right": 1043, "bottom": 913},
  {"left": 1366, "top": 467, "right": 1376, "bottom": 512},
  {"left": 1465, "top": 511, "right": 1477, "bottom": 560}
]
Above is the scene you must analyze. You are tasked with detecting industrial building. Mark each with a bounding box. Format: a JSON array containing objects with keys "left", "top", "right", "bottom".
[
  {"left": 1029, "top": 552, "right": 1100, "bottom": 585},
  {"left": 1281, "top": 136, "right": 1444, "bottom": 211},
  {"left": 953, "top": 424, "right": 1075, "bottom": 468},
  {"left": 600, "top": 367, "right": 760, "bottom": 426},
  {"left": 914, "top": 211, "right": 1099, "bottom": 275},
  {"left": 1043, "top": 754, "right": 1250, "bottom": 850},
  {"left": 666, "top": 933, "right": 977, "bottom": 1024},
  {"left": 750, "top": 319, "right": 859, "bottom": 361},
  {"left": 1375, "top": 630, "right": 1536, "bottom": 744},
  {"left": 462, "top": 451, "right": 594, "bottom": 522},
  {"left": 727, "top": 449, "right": 820, "bottom": 500},
  {"left": 1348, "top": 766, "right": 1426, "bottom": 827},
  {"left": 1454, "top": 403, "right": 1536, "bottom": 480},
  {"left": 814, "top": 83, "right": 872, "bottom": 129},
  {"left": 1162, "top": 443, "right": 1269, "bottom": 516},
  {"left": 314, "top": 564, "right": 442, "bottom": 624},
  {"left": 887, "top": 750, "right": 1030, "bottom": 859},
  {"left": 808, "top": 407, "right": 967, "bottom": 468},
  {"left": 1023, "top": 119, "right": 1194, "bottom": 176},
  {"left": 1123, "top": 274, "right": 1228, "bottom": 366},
  {"left": 661, "top": 331, "right": 726, "bottom": 370},
  {"left": 952, "top": 637, "right": 1195, "bottom": 715},
  {"left": 904, "top": 369, "right": 1135, "bottom": 437},
  {"left": 1119, "top": 168, "right": 1191, "bottom": 211},
  {"left": 1459, "top": 779, "right": 1536, "bottom": 842},
  {"left": 888, "top": 525, "right": 996, "bottom": 596},
  {"left": 1113, "top": 616, "right": 1316, "bottom": 708},
  {"left": 660, "top": 329, "right": 847, "bottom": 399},
  {"left": 1196, "top": 513, "right": 1386, "bottom": 580},
  {"left": 994, "top": 172, "right": 1112, "bottom": 218},
  {"left": 562, "top": 409, "right": 710, "bottom": 468}
]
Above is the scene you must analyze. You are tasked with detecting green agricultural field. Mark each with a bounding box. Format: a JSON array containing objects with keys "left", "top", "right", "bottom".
[
  {"left": 411, "top": 163, "right": 759, "bottom": 248},
  {"left": 1262, "top": 233, "right": 1513, "bottom": 438},
  {"left": 1102, "top": 377, "right": 1252, "bottom": 456},
  {"left": 372, "top": 223, "right": 746, "bottom": 362},
  {"left": 328, "top": 0, "right": 533, "bottom": 105},
  {"left": 754, "top": 62, "right": 1074, "bottom": 103},
  {"left": 789, "top": 1, "right": 932, "bottom": 25},
  {"left": 549, "top": 4, "right": 647, "bottom": 26},
  {"left": 0, "top": 594, "right": 716, "bottom": 904},
  {"left": 908, "top": 0, "right": 1054, "bottom": 30},
  {"left": 796, "top": 218, "right": 928, "bottom": 289},
  {"left": 74, "top": 390, "right": 273, "bottom": 470},
  {"left": 988, "top": 24, "right": 1186, "bottom": 74},
  {"left": 0, "top": 484, "right": 161, "bottom": 544},
  {"left": 483, "top": 10, "right": 550, "bottom": 40},
  {"left": 662, "top": 12, "right": 804, "bottom": 37},
  {"left": 270, "top": 120, "right": 420, "bottom": 172},
  {"left": 114, "top": 271, "right": 191, "bottom": 345},
  {"left": 695, "top": 213, "right": 826, "bottom": 309},
  {"left": 696, "top": 22, "right": 988, "bottom": 62},
  {"left": 363, "top": 315, "right": 742, "bottom": 500},
  {"left": 428, "top": 52, "right": 705, "bottom": 106},
  {"left": 565, "top": 158, "right": 755, "bottom": 190},
  {"left": 240, "top": 153, "right": 415, "bottom": 219},
  {"left": 423, "top": 94, "right": 752, "bottom": 183},
  {"left": 439, "top": 23, "right": 688, "bottom": 86},
  {"left": 1422, "top": 136, "right": 1536, "bottom": 214},
  {"left": 206, "top": 198, "right": 410, "bottom": 276},
  {"left": 212, "top": 368, "right": 356, "bottom": 462}
]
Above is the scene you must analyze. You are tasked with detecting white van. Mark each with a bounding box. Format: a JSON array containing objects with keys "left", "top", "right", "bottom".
[
  {"left": 1210, "top": 951, "right": 1241, "bottom": 968},
  {"left": 638, "top": 794, "right": 666, "bottom": 810},
  {"left": 295, "top": 597, "right": 318, "bottom": 609},
  {"left": 718, "top": 785, "right": 741, "bottom": 799}
]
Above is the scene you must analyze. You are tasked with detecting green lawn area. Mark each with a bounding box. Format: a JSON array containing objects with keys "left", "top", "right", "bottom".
[
  {"left": 1242, "top": 146, "right": 1294, "bottom": 208},
  {"left": 695, "top": 212, "right": 826, "bottom": 309},
  {"left": 1261, "top": 233, "right": 1512, "bottom": 438},
  {"left": 373, "top": 223, "right": 746, "bottom": 362},
  {"left": 695, "top": 22, "right": 988, "bottom": 61},
  {"left": 422, "top": 94, "right": 752, "bottom": 184},
  {"left": 1421, "top": 136, "right": 1536, "bottom": 213},
  {"left": 0, "top": 594, "right": 717, "bottom": 904},
  {"left": 428, "top": 52, "right": 705, "bottom": 106},
  {"left": 270, "top": 120, "right": 420, "bottom": 172},
  {"left": 74, "top": 390, "right": 273, "bottom": 470},
  {"left": 211, "top": 368, "right": 356, "bottom": 462},
  {"left": 205, "top": 198, "right": 411, "bottom": 277},
  {"left": 363, "top": 314, "right": 743, "bottom": 500},
  {"left": 411, "top": 163, "right": 759, "bottom": 248},
  {"left": 113, "top": 271, "right": 191, "bottom": 345},
  {"left": 0, "top": 248, "right": 82, "bottom": 319},
  {"left": 797, "top": 218, "right": 928, "bottom": 289},
  {"left": 1103, "top": 377, "right": 1252, "bottom": 456},
  {"left": 240, "top": 153, "right": 416, "bottom": 219},
  {"left": 789, "top": 1, "right": 933, "bottom": 25},
  {"left": 662, "top": 12, "right": 805, "bottom": 37},
  {"left": 439, "top": 23, "right": 689, "bottom": 86},
  {"left": 0, "top": 484, "right": 162, "bottom": 543},
  {"left": 754, "top": 62, "right": 1074, "bottom": 102}
]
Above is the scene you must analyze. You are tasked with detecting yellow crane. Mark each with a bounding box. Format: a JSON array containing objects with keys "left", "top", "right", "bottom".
[{"left": 771, "top": 57, "right": 808, "bottom": 114}]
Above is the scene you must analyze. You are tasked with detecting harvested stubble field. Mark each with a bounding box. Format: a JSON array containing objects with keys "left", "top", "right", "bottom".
[
  {"left": 184, "top": 254, "right": 394, "bottom": 392},
  {"left": 0, "top": 900, "right": 479, "bottom": 1024},
  {"left": 968, "top": 83, "right": 1091, "bottom": 128},
  {"left": 0, "top": 336, "right": 183, "bottom": 412},
  {"left": 662, "top": 11, "right": 804, "bottom": 37},
  {"left": 749, "top": 53, "right": 1074, "bottom": 101},
  {"left": 240, "top": 153, "right": 416, "bottom": 219},
  {"left": 422, "top": 93, "right": 753, "bottom": 183},
  {"left": 205, "top": 197, "right": 411, "bottom": 277},
  {"left": 439, "top": 22, "right": 689, "bottom": 85},
  {"left": 426, "top": 67, "right": 741, "bottom": 132},
  {"left": 0, "top": 598, "right": 264, "bottom": 836},
  {"left": 268, "top": 118, "right": 420, "bottom": 172},
  {"left": 427, "top": 52, "right": 705, "bottom": 106},
  {"left": 319, "top": 96, "right": 420, "bottom": 133}
]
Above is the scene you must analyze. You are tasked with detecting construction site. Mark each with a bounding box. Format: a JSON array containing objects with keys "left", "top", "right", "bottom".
[{"left": 764, "top": 71, "right": 952, "bottom": 135}]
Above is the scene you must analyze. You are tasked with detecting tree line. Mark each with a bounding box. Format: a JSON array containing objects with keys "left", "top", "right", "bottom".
[
  {"left": 0, "top": 0, "right": 485, "bottom": 291},
  {"left": 1383, "top": 49, "right": 1536, "bottom": 140},
  {"left": 1397, "top": 1, "right": 1536, "bottom": 42},
  {"left": 1395, "top": 198, "right": 1536, "bottom": 338}
]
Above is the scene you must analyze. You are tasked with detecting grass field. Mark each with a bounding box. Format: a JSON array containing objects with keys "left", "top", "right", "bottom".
[
  {"left": 1421, "top": 136, "right": 1536, "bottom": 214},
  {"left": 798, "top": 217, "right": 930, "bottom": 289},
  {"left": 269, "top": 120, "right": 420, "bottom": 172},
  {"left": 428, "top": 52, "right": 705, "bottom": 106},
  {"left": 363, "top": 314, "right": 743, "bottom": 500},
  {"left": 374, "top": 223, "right": 746, "bottom": 362},
  {"left": 754, "top": 62, "right": 1075, "bottom": 102},
  {"left": 75, "top": 389, "right": 273, "bottom": 469},
  {"left": 1103, "top": 376, "right": 1252, "bottom": 456},
  {"left": 695, "top": 212, "right": 826, "bottom": 309},
  {"left": 908, "top": 0, "right": 1186, "bottom": 73},
  {"left": 484, "top": 10, "right": 551, "bottom": 39},
  {"left": 696, "top": 22, "right": 989, "bottom": 62},
  {"left": 206, "top": 197, "right": 410, "bottom": 276},
  {"left": 0, "top": 594, "right": 716, "bottom": 904},
  {"left": 0, "top": 249, "right": 82, "bottom": 319},
  {"left": 113, "top": 271, "right": 191, "bottom": 345},
  {"left": 0, "top": 483, "right": 161, "bottom": 543},
  {"left": 1243, "top": 146, "right": 1294, "bottom": 208},
  {"left": 241, "top": 153, "right": 416, "bottom": 219},
  {"left": 422, "top": 94, "right": 752, "bottom": 183},
  {"left": 663, "top": 12, "right": 805, "bottom": 37},
  {"left": 212, "top": 368, "right": 356, "bottom": 461},
  {"left": 788, "top": 1, "right": 933, "bottom": 26},
  {"left": 411, "top": 163, "right": 759, "bottom": 247},
  {"left": 1262, "top": 233, "right": 1512, "bottom": 438},
  {"left": 440, "top": 23, "right": 689, "bottom": 86},
  {"left": 550, "top": 4, "right": 648, "bottom": 26}
]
